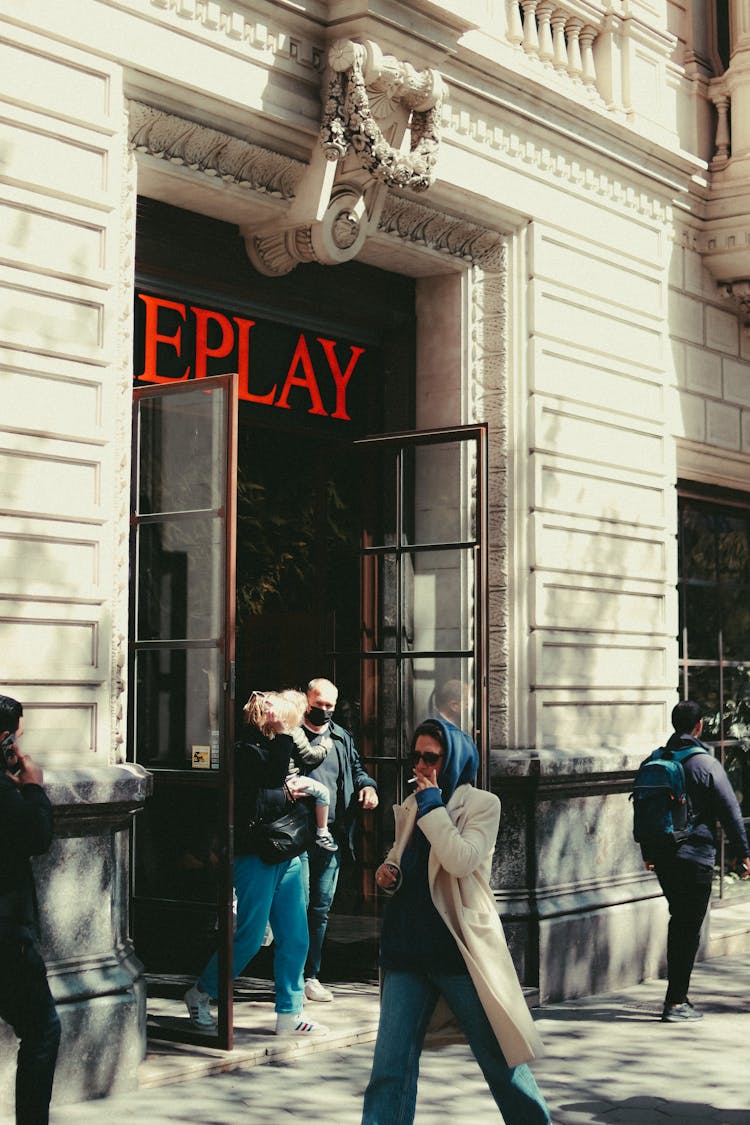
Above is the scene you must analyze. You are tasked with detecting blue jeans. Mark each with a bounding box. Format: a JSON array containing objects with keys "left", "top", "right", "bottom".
[
  {"left": 198, "top": 853, "right": 308, "bottom": 1014},
  {"left": 0, "top": 937, "right": 61, "bottom": 1125},
  {"left": 299, "top": 846, "right": 340, "bottom": 979},
  {"left": 362, "top": 970, "right": 550, "bottom": 1125}
]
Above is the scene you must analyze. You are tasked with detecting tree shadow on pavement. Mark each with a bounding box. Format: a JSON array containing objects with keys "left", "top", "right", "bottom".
[
  {"left": 536, "top": 1006, "right": 658, "bottom": 1022},
  {"left": 556, "top": 1096, "right": 750, "bottom": 1124}
]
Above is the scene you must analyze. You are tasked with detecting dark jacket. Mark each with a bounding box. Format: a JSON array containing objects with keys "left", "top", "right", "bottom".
[
  {"left": 307, "top": 720, "right": 376, "bottom": 857},
  {"left": 233, "top": 730, "right": 296, "bottom": 856},
  {"left": 0, "top": 774, "right": 54, "bottom": 940},
  {"left": 646, "top": 733, "right": 750, "bottom": 867}
]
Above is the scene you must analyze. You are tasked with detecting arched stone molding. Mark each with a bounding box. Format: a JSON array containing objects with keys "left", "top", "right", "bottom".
[
  {"left": 111, "top": 105, "right": 138, "bottom": 762},
  {"left": 467, "top": 263, "right": 510, "bottom": 751}
]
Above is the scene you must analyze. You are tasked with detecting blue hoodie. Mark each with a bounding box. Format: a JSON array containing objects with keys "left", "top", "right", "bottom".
[
  {"left": 378, "top": 718, "right": 479, "bottom": 973},
  {"left": 415, "top": 718, "right": 479, "bottom": 817}
]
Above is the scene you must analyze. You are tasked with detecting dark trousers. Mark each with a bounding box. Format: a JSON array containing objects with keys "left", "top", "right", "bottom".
[
  {"left": 0, "top": 938, "right": 61, "bottom": 1125},
  {"left": 653, "top": 856, "right": 713, "bottom": 1005}
]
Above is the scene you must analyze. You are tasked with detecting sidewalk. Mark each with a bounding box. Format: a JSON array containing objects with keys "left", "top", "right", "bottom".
[{"left": 49, "top": 951, "right": 750, "bottom": 1124}]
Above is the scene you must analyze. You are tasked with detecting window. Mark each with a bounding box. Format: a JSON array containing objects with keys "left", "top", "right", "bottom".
[{"left": 678, "top": 484, "right": 750, "bottom": 897}]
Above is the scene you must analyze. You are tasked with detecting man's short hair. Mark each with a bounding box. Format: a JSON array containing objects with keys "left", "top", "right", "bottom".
[
  {"left": 0, "top": 695, "right": 23, "bottom": 734},
  {"left": 434, "top": 679, "right": 465, "bottom": 711},
  {"left": 306, "top": 677, "right": 337, "bottom": 696},
  {"left": 671, "top": 699, "right": 703, "bottom": 735}
]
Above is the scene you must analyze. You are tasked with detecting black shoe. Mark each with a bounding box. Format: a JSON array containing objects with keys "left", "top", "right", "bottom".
[{"left": 661, "top": 1001, "right": 703, "bottom": 1023}]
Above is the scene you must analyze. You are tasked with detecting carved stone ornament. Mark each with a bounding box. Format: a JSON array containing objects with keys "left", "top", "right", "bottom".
[
  {"left": 320, "top": 39, "right": 443, "bottom": 192},
  {"left": 244, "top": 38, "right": 445, "bottom": 276},
  {"left": 720, "top": 280, "right": 750, "bottom": 331}
]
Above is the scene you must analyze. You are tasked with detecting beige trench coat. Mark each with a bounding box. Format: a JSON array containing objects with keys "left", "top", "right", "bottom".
[{"left": 384, "top": 784, "right": 544, "bottom": 1069}]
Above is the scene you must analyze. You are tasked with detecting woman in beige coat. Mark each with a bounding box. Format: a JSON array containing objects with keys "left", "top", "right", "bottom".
[{"left": 361, "top": 718, "right": 550, "bottom": 1125}]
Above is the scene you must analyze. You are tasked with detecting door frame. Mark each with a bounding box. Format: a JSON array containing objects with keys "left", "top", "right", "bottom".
[{"left": 129, "top": 373, "right": 237, "bottom": 1049}]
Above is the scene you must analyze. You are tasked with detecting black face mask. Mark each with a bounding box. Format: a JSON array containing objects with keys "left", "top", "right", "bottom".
[{"left": 307, "top": 705, "right": 334, "bottom": 726}]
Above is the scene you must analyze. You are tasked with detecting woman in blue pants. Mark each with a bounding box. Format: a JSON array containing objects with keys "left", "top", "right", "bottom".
[{"left": 184, "top": 690, "right": 328, "bottom": 1037}]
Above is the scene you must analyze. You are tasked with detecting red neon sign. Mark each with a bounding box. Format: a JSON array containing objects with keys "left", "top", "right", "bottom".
[{"left": 135, "top": 294, "right": 366, "bottom": 423}]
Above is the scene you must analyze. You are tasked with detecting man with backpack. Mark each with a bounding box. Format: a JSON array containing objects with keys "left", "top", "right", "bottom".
[
  {"left": 633, "top": 700, "right": 750, "bottom": 1023},
  {"left": 634, "top": 706, "right": 750, "bottom": 1026}
]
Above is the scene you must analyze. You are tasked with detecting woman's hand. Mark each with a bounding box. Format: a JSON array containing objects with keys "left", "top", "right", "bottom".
[
  {"left": 412, "top": 767, "right": 439, "bottom": 791},
  {"left": 375, "top": 862, "right": 400, "bottom": 891}
]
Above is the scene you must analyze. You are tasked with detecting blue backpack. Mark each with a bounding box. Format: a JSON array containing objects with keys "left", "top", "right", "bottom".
[{"left": 630, "top": 746, "right": 707, "bottom": 845}]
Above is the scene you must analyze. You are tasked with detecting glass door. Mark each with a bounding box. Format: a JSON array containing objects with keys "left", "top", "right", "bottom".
[
  {"left": 352, "top": 425, "right": 488, "bottom": 904},
  {"left": 130, "top": 373, "right": 237, "bottom": 1048}
]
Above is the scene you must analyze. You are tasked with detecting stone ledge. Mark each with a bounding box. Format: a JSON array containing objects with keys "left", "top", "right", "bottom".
[
  {"left": 43, "top": 763, "right": 153, "bottom": 807},
  {"left": 491, "top": 747, "right": 640, "bottom": 781}
]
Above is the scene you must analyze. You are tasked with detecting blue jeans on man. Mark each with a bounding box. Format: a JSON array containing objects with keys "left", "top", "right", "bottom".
[
  {"left": 299, "top": 845, "right": 340, "bottom": 980},
  {"left": 0, "top": 937, "right": 61, "bottom": 1125}
]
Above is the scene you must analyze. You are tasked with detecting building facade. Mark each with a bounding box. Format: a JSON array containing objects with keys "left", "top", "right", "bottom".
[{"left": 2, "top": 0, "right": 750, "bottom": 1107}]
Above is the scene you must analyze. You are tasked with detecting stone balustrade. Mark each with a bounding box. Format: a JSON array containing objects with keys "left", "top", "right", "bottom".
[
  {"left": 506, "top": 0, "right": 605, "bottom": 106},
  {"left": 708, "top": 77, "right": 732, "bottom": 170}
]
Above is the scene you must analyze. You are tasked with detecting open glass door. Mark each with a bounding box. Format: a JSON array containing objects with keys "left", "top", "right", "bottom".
[
  {"left": 351, "top": 424, "right": 488, "bottom": 915},
  {"left": 129, "top": 373, "right": 237, "bottom": 1048}
]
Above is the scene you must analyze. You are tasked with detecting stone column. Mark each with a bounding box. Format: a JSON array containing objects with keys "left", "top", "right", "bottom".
[{"left": 0, "top": 766, "right": 152, "bottom": 1113}]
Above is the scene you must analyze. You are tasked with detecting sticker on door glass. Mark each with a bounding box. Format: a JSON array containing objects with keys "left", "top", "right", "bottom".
[{"left": 191, "top": 745, "right": 211, "bottom": 769}]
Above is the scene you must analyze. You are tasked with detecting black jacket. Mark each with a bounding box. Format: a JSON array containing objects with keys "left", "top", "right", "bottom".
[
  {"left": 306, "top": 720, "right": 377, "bottom": 857},
  {"left": 649, "top": 734, "right": 750, "bottom": 867},
  {"left": 0, "top": 774, "right": 54, "bottom": 940},
  {"left": 233, "top": 731, "right": 295, "bottom": 856}
]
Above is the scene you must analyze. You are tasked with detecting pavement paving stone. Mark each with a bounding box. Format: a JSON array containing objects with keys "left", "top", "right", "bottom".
[{"left": 48, "top": 953, "right": 750, "bottom": 1125}]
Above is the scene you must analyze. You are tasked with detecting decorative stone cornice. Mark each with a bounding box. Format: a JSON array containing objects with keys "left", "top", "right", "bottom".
[
  {"left": 128, "top": 100, "right": 305, "bottom": 199},
  {"left": 441, "top": 95, "right": 671, "bottom": 225},
  {"left": 128, "top": 98, "right": 503, "bottom": 272},
  {"left": 378, "top": 195, "right": 505, "bottom": 269}
]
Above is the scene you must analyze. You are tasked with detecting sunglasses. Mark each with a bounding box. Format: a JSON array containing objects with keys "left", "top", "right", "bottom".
[{"left": 411, "top": 749, "right": 443, "bottom": 766}]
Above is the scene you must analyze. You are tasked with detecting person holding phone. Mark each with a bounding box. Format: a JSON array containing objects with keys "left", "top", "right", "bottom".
[
  {"left": 363, "top": 718, "right": 549, "bottom": 1125},
  {"left": 0, "top": 694, "right": 61, "bottom": 1125}
]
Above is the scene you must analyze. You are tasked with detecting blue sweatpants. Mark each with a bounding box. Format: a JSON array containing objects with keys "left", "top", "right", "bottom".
[{"left": 198, "top": 853, "right": 308, "bottom": 1015}]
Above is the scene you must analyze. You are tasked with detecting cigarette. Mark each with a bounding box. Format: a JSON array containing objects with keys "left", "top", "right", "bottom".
[{"left": 407, "top": 776, "right": 419, "bottom": 786}]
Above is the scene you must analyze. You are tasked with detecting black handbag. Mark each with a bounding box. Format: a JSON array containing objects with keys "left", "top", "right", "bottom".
[{"left": 248, "top": 795, "right": 315, "bottom": 865}]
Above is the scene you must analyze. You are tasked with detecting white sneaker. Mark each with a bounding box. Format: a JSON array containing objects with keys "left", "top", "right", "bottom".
[
  {"left": 275, "top": 1011, "right": 330, "bottom": 1036},
  {"left": 184, "top": 984, "right": 217, "bottom": 1031},
  {"left": 304, "top": 977, "right": 333, "bottom": 1003},
  {"left": 315, "top": 830, "right": 338, "bottom": 852}
]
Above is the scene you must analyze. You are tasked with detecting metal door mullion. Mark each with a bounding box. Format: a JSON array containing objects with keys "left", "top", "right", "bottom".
[
  {"left": 133, "top": 638, "right": 222, "bottom": 650},
  {"left": 360, "top": 540, "right": 477, "bottom": 555},
  {"left": 355, "top": 648, "right": 474, "bottom": 659},
  {"left": 136, "top": 508, "right": 223, "bottom": 524}
]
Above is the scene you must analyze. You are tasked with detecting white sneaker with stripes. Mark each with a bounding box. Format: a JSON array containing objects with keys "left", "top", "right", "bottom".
[{"left": 275, "top": 1011, "right": 330, "bottom": 1036}]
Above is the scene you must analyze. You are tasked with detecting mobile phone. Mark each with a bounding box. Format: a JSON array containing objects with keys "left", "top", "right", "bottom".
[{"left": 0, "top": 733, "right": 20, "bottom": 775}]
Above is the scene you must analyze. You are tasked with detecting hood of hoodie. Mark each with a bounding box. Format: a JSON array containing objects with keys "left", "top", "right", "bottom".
[{"left": 432, "top": 718, "right": 479, "bottom": 802}]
